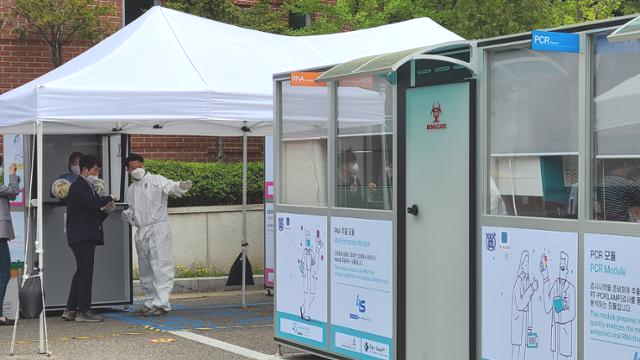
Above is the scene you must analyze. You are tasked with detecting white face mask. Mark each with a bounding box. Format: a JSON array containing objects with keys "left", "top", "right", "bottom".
[
  {"left": 86, "top": 175, "right": 99, "bottom": 184},
  {"left": 350, "top": 163, "right": 359, "bottom": 174},
  {"left": 131, "top": 168, "right": 145, "bottom": 180},
  {"left": 70, "top": 165, "right": 80, "bottom": 176}
]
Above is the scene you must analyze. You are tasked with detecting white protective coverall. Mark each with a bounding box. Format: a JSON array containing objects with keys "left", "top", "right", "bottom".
[{"left": 123, "top": 173, "right": 190, "bottom": 311}]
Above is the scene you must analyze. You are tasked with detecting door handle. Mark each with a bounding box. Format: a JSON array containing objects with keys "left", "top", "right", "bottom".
[{"left": 407, "top": 204, "right": 419, "bottom": 216}]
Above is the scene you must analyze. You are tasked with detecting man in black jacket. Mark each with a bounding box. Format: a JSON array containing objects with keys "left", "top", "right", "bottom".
[{"left": 61, "top": 155, "right": 116, "bottom": 323}]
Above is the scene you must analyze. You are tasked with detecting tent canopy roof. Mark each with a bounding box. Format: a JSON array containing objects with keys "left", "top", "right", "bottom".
[{"left": 0, "top": 6, "right": 462, "bottom": 136}]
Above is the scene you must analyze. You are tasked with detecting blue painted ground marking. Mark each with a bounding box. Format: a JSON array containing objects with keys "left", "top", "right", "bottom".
[
  {"left": 104, "top": 312, "right": 221, "bottom": 331},
  {"left": 105, "top": 301, "right": 274, "bottom": 330},
  {"left": 237, "top": 316, "right": 272, "bottom": 325}
]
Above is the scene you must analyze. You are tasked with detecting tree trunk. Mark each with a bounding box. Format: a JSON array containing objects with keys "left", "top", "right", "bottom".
[{"left": 51, "top": 43, "right": 63, "bottom": 68}]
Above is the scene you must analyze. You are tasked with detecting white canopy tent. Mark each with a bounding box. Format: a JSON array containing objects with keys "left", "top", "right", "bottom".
[
  {"left": 0, "top": 6, "right": 461, "bottom": 135},
  {"left": 0, "top": 6, "right": 461, "bottom": 353}
]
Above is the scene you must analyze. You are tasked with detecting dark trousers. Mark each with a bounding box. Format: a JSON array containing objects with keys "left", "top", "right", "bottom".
[
  {"left": 0, "top": 240, "right": 10, "bottom": 309},
  {"left": 66, "top": 242, "right": 96, "bottom": 313}
]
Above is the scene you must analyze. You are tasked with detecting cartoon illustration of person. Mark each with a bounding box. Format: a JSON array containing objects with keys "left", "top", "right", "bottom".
[
  {"left": 540, "top": 251, "right": 576, "bottom": 360},
  {"left": 298, "top": 229, "right": 324, "bottom": 321},
  {"left": 512, "top": 250, "right": 539, "bottom": 360},
  {"left": 309, "top": 230, "right": 324, "bottom": 308}
]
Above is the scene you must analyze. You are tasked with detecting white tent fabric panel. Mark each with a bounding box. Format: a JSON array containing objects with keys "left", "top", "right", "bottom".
[
  {"left": 594, "top": 73, "right": 640, "bottom": 156},
  {"left": 0, "top": 6, "right": 462, "bottom": 136},
  {"left": 489, "top": 48, "right": 579, "bottom": 156}
]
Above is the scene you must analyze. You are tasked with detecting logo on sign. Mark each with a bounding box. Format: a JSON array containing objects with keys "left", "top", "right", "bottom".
[
  {"left": 426, "top": 102, "right": 447, "bottom": 131},
  {"left": 485, "top": 232, "right": 497, "bottom": 251},
  {"left": 350, "top": 295, "right": 371, "bottom": 321},
  {"left": 499, "top": 231, "right": 510, "bottom": 251},
  {"left": 356, "top": 295, "right": 366, "bottom": 313}
]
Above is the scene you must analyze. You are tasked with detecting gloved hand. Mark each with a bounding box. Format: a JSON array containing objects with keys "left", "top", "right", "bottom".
[
  {"left": 102, "top": 201, "right": 116, "bottom": 214},
  {"left": 179, "top": 180, "right": 193, "bottom": 191}
]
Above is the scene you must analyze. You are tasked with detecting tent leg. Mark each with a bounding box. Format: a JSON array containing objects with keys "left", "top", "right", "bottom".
[
  {"left": 241, "top": 123, "right": 250, "bottom": 307},
  {"left": 36, "top": 121, "right": 47, "bottom": 355}
]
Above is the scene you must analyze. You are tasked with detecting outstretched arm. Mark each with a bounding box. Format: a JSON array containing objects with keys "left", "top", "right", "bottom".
[{"left": 156, "top": 175, "right": 192, "bottom": 197}]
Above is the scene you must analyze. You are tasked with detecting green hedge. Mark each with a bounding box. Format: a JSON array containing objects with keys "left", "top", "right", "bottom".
[{"left": 144, "top": 160, "right": 264, "bottom": 207}]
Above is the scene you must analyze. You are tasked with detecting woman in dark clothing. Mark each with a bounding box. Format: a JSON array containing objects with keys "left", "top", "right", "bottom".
[{"left": 0, "top": 163, "right": 21, "bottom": 325}]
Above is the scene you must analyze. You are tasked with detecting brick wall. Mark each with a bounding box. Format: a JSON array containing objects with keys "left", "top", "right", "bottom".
[
  {"left": 0, "top": 0, "right": 123, "bottom": 93},
  {"left": 130, "top": 135, "right": 264, "bottom": 163},
  {"left": 0, "top": 0, "right": 270, "bottom": 163}
]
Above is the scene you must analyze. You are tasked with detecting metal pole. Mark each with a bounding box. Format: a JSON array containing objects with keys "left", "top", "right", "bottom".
[
  {"left": 241, "top": 123, "right": 250, "bottom": 307},
  {"left": 36, "top": 121, "right": 46, "bottom": 354}
]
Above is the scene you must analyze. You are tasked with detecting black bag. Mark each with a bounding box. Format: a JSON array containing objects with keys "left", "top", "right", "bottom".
[
  {"left": 226, "top": 252, "right": 255, "bottom": 286},
  {"left": 19, "top": 274, "right": 43, "bottom": 319}
]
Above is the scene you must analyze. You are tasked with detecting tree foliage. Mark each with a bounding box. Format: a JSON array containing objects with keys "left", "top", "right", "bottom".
[
  {"left": 0, "top": 0, "right": 116, "bottom": 68},
  {"left": 164, "top": 0, "right": 242, "bottom": 24},
  {"left": 278, "top": 0, "right": 640, "bottom": 38}
]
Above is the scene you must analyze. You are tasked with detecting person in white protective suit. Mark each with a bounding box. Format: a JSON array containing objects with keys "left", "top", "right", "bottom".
[{"left": 122, "top": 153, "right": 192, "bottom": 316}]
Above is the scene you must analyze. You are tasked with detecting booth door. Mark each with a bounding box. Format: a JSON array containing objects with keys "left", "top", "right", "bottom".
[{"left": 404, "top": 82, "right": 473, "bottom": 359}]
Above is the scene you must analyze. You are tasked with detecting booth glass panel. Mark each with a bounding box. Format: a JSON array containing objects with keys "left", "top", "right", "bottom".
[
  {"left": 281, "top": 80, "right": 328, "bottom": 207},
  {"left": 488, "top": 48, "right": 579, "bottom": 219},
  {"left": 335, "top": 75, "right": 393, "bottom": 210},
  {"left": 592, "top": 33, "right": 640, "bottom": 222}
]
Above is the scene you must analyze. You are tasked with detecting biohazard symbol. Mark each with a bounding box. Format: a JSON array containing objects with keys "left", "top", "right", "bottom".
[{"left": 430, "top": 102, "right": 442, "bottom": 123}]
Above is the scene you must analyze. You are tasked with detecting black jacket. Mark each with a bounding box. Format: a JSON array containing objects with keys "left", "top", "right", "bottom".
[{"left": 65, "top": 176, "right": 112, "bottom": 246}]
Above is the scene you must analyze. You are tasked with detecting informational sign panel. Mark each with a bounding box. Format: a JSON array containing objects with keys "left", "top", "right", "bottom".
[
  {"left": 264, "top": 203, "right": 275, "bottom": 287},
  {"left": 532, "top": 30, "right": 580, "bottom": 53},
  {"left": 264, "top": 136, "right": 274, "bottom": 288},
  {"left": 3, "top": 134, "right": 25, "bottom": 206},
  {"left": 482, "top": 227, "right": 578, "bottom": 360},
  {"left": 584, "top": 233, "right": 640, "bottom": 360},
  {"left": 275, "top": 213, "right": 328, "bottom": 349},
  {"left": 264, "top": 136, "right": 274, "bottom": 201},
  {"left": 330, "top": 217, "right": 393, "bottom": 360}
]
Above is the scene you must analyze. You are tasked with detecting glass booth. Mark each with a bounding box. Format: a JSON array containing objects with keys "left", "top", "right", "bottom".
[
  {"left": 3, "top": 134, "right": 132, "bottom": 310},
  {"left": 273, "top": 14, "right": 640, "bottom": 360}
]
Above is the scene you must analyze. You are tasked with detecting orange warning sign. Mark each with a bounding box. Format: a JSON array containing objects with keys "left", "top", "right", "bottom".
[{"left": 290, "top": 72, "right": 326, "bottom": 87}]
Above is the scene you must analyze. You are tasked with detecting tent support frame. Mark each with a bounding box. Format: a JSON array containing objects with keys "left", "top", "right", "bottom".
[{"left": 241, "top": 123, "right": 250, "bottom": 307}]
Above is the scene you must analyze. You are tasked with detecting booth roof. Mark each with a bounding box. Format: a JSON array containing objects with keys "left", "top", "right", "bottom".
[{"left": 0, "top": 6, "right": 462, "bottom": 136}]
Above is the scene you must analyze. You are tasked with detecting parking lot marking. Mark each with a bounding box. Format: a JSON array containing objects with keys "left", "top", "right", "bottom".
[{"left": 169, "top": 330, "right": 277, "bottom": 360}]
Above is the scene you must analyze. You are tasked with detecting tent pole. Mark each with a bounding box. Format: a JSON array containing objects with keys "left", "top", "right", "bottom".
[
  {"left": 241, "top": 123, "right": 250, "bottom": 307},
  {"left": 36, "top": 121, "right": 46, "bottom": 354}
]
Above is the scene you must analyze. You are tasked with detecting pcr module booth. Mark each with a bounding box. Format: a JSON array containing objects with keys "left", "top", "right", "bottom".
[{"left": 272, "top": 14, "right": 640, "bottom": 360}]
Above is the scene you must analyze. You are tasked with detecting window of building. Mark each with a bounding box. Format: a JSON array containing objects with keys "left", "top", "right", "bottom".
[
  {"left": 488, "top": 48, "right": 579, "bottom": 218},
  {"left": 288, "top": 12, "right": 311, "bottom": 30},
  {"left": 592, "top": 33, "right": 640, "bottom": 222}
]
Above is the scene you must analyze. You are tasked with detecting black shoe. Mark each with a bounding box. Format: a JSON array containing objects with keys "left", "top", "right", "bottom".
[
  {"left": 75, "top": 311, "right": 103, "bottom": 323},
  {"left": 61, "top": 310, "right": 77, "bottom": 321},
  {"left": 0, "top": 317, "right": 14, "bottom": 326},
  {"left": 132, "top": 306, "right": 152, "bottom": 317},
  {"left": 143, "top": 306, "right": 168, "bottom": 317}
]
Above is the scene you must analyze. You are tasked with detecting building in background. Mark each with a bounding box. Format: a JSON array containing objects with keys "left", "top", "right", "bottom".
[{"left": 0, "top": 0, "right": 271, "bottom": 162}]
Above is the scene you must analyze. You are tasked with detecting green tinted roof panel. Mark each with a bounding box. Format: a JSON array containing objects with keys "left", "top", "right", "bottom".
[
  {"left": 317, "top": 47, "right": 429, "bottom": 81},
  {"left": 608, "top": 15, "right": 640, "bottom": 42}
]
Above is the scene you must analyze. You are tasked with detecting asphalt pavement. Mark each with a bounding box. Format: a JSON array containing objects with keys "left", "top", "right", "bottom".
[{"left": 0, "top": 290, "right": 322, "bottom": 360}]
